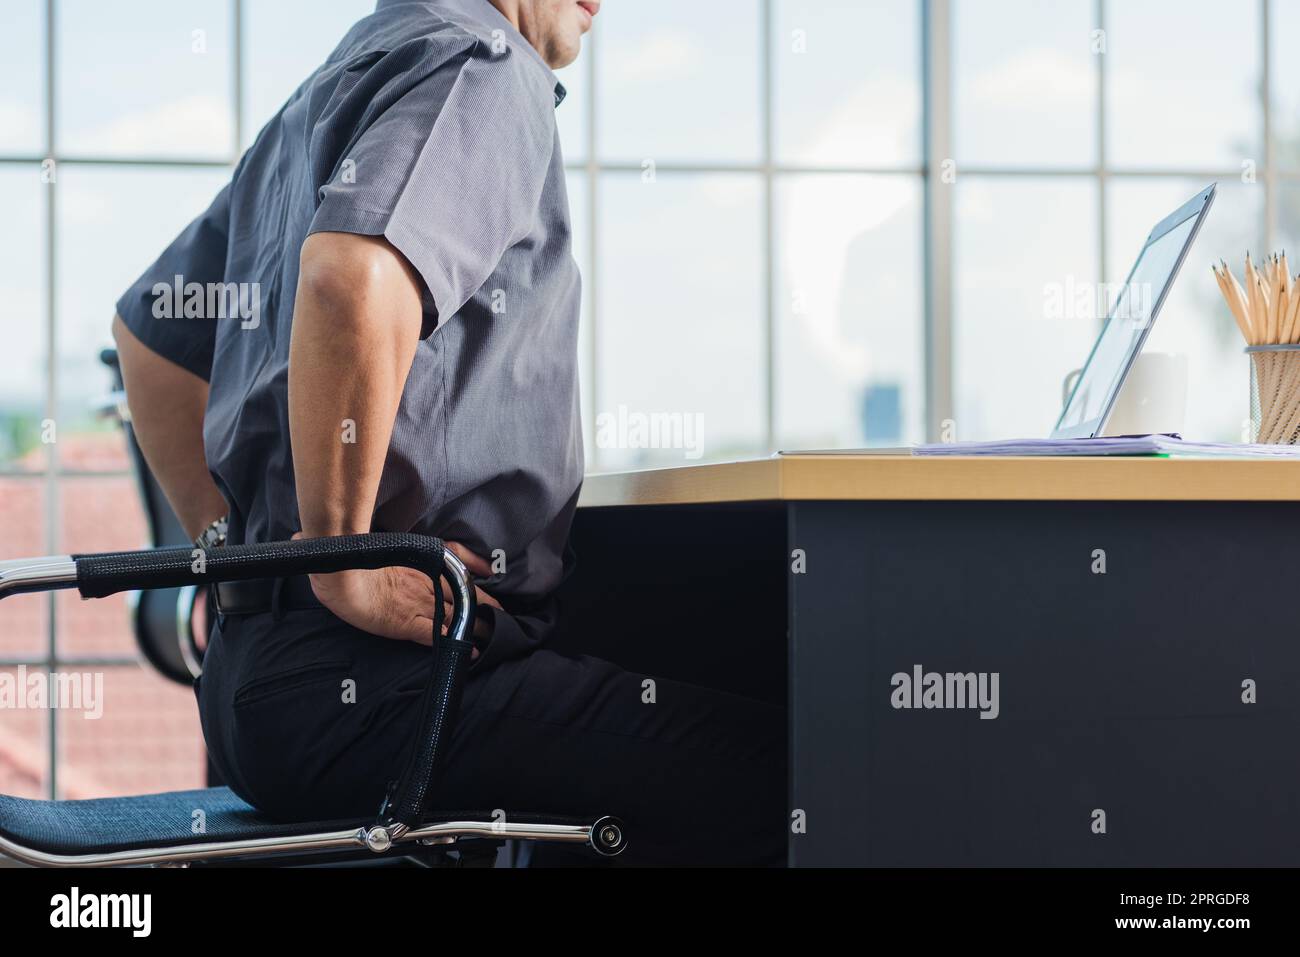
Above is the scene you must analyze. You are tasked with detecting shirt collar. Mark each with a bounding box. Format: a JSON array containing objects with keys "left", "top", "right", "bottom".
[{"left": 375, "top": 0, "right": 566, "bottom": 107}]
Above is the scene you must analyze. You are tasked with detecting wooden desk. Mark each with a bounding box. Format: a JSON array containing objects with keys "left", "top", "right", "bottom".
[
  {"left": 554, "top": 456, "right": 1300, "bottom": 866},
  {"left": 579, "top": 453, "right": 1300, "bottom": 507}
]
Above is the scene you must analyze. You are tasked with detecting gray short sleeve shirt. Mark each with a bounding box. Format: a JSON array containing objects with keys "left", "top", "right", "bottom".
[{"left": 116, "top": 0, "right": 583, "bottom": 604}]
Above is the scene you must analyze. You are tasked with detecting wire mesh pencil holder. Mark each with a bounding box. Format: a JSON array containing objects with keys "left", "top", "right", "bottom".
[{"left": 1247, "top": 345, "right": 1300, "bottom": 444}]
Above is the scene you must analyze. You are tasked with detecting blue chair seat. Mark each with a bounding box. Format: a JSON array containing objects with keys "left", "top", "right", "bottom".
[{"left": 0, "top": 787, "right": 362, "bottom": 856}]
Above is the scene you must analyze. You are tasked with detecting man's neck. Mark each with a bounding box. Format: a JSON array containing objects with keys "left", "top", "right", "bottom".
[{"left": 488, "top": 0, "right": 521, "bottom": 32}]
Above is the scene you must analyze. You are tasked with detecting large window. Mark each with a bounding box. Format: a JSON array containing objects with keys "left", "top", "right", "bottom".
[{"left": 0, "top": 0, "right": 1293, "bottom": 798}]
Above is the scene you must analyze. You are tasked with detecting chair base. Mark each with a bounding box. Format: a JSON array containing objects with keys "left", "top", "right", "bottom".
[{"left": 0, "top": 786, "right": 625, "bottom": 867}]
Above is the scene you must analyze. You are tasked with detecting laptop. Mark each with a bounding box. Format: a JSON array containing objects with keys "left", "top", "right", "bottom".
[{"left": 1051, "top": 183, "right": 1216, "bottom": 439}]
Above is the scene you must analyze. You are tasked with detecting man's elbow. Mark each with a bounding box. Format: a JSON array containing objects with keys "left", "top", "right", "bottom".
[
  {"left": 297, "top": 232, "right": 424, "bottom": 340},
  {"left": 111, "top": 313, "right": 152, "bottom": 372}
]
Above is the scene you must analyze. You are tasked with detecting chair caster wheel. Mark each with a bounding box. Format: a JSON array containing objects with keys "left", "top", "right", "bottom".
[{"left": 591, "top": 816, "right": 627, "bottom": 857}]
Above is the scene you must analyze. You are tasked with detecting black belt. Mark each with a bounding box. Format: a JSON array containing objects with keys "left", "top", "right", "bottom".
[
  {"left": 215, "top": 573, "right": 544, "bottom": 623},
  {"left": 214, "top": 575, "right": 324, "bottom": 616}
]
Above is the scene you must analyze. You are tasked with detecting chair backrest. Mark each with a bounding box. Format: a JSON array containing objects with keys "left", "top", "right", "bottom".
[{"left": 100, "top": 348, "right": 204, "bottom": 685}]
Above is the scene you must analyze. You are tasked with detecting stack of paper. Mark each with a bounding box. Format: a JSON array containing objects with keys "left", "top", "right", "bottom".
[{"left": 913, "top": 435, "right": 1300, "bottom": 458}]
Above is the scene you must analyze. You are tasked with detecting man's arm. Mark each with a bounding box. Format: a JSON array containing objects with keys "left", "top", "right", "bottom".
[
  {"left": 112, "top": 181, "right": 230, "bottom": 540},
  {"left": 289, "top": 231, "right": 497, "bottom": 644},
  {"left": 112, "top": 314, "right": 228, "bottom": 540},
  {"left": 289, "top": 231, "right": 422, "bottom": 538}
]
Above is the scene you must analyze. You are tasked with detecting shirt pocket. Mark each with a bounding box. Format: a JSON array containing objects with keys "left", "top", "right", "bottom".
[{"left": 232, "top": 659, "right": 351, "bottom": 709}]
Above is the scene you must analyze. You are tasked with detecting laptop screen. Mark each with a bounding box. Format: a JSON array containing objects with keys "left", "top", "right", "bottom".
[{"left": 1053, "top": 186, "right": 1214, "bottom": 438}]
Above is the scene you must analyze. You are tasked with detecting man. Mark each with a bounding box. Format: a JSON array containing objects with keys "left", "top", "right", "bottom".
[{"left": 112, "top": 0, "right": 783, "bottom": 865}]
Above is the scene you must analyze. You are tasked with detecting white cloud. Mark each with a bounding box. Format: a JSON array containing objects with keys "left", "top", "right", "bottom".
[
  {"left": 795, "top": 77, "right": 920, "bottom": 168},
  {"left": 782, "top": 176, "right": 915, "bottom": 381},
  {"left": 610, "top": 30, "right": 703, "bottom": 85},
  {"left": 59, "top": 182, "right": 114, "bottom": 229},
  {"left": 0, "top": 99, "right": 42, "bottom": 151},
  {"left": 967, "top": 48, "right": 1094, "bottom": 112},
  {"left": 66, "top": 94, "right": 232, "bottom": 158}
]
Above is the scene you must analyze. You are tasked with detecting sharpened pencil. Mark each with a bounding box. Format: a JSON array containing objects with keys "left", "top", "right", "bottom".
[{"left": 1214, "top": 264, "right": 1254, "bottom": 344}]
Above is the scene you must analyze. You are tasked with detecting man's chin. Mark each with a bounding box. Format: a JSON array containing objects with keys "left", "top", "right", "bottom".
[{"left": 545, "top": 35, "right": 583, "bottom": 70}]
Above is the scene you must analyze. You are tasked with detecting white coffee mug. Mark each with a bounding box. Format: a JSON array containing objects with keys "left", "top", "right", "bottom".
[{"left": 1062, "top": 351, "right": 1189, "bottom": 436}]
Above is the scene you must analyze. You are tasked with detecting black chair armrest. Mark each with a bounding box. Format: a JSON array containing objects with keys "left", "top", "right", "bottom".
[{"left": 0, "top": 533, "right": 476, "bottom": 832}]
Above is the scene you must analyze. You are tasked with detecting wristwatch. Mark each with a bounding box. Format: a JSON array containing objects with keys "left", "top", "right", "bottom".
[{"left": 193, "top": 515, "right": 229, "bottom": 551}]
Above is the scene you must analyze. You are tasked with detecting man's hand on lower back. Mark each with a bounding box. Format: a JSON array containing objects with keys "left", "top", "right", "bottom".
[{"left": 296, "top": 536, "right": 501, "bottom": 650}]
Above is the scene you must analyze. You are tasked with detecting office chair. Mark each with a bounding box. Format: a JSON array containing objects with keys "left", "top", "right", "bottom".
[{"left": 0, "top": 356, "right": 626, "bottom": 868}]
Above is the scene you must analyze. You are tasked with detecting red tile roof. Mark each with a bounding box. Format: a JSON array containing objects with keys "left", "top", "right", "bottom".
[{"left": 1, "top": 431, "right": 205, "bottom": 800}]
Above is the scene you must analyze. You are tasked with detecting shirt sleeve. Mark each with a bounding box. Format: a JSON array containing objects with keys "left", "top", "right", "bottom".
[
  {"left": 114, "top": 182, "right": 232, "bottom": 382},
  {"left": 307, "top": 43, "right": 555, "bottom": 333}
]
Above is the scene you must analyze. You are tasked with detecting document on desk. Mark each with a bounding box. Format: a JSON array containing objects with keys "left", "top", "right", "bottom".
[
  {"left": 775, "top": 447, "right": 914, "bottom": 456},
  {"left": 912, "top": 435, "right": 1300, "bottom": 457}
]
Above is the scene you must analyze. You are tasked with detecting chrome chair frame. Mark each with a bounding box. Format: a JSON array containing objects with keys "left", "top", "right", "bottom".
[{"left": 0, "top": 539, "right": 626, "bottom": 867}]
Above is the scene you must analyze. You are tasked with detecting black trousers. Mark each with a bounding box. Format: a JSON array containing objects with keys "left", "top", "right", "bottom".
[{"left": 196, "top": 604, "right": 786, "bottom": 866}]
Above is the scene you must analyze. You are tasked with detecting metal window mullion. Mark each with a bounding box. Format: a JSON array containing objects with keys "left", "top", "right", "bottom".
[
  {"left": 39, "top": 468, "right": 134, "bottom": 479},
  {"left": 1263, "top": 0, "right": 1275, "bottom": 253},
  {"left": 43, "top": 0, "right": 59, "bottom": 801},
  {"left": 233, "top": 0, "right": 245, "bottom": 157},
  {"left": 1097, "top": 0, "right": 1108, "bottom": 315},
  {"left": 4, "top": 154, "right": 1262, "bottom": 178},
  {"left": 0, "top": 657, "right": 143, "bottom": 668},
  {"left": 761, "top": 0, "right": 775, "bottom": 452},
  {"left": 585, "top": 23, "right": 599, "bottom": 471},
  {"left": 563, "top": 160, "right": 923, "bottom": 175},
  {"left": 35, "top": 155, "right": 233, "bottom": 168},
  {"left": 922, "top": 0, "right": 953, "bottom": 441}
]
